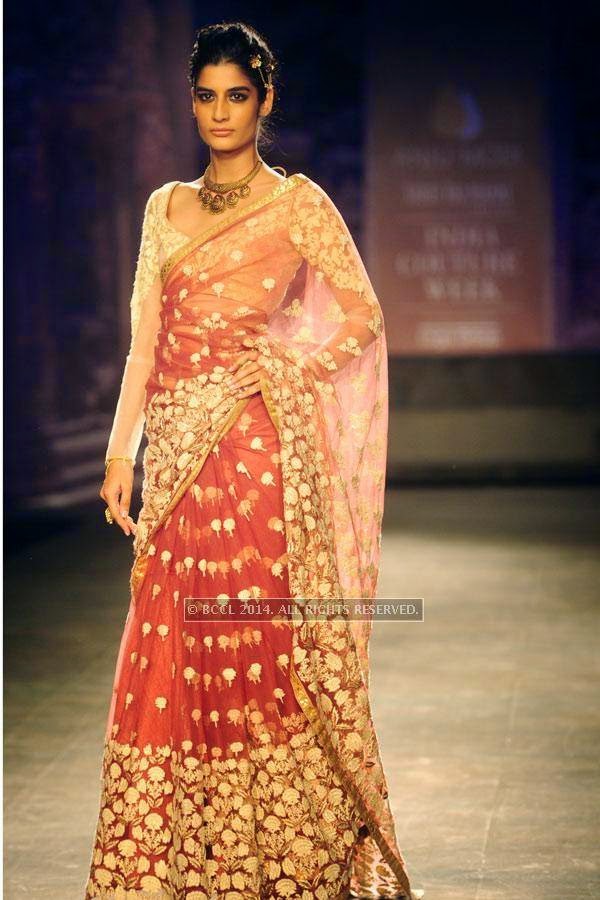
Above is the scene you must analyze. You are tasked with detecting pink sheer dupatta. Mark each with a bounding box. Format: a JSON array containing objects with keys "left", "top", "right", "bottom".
[
  {"left": 263, "top": 178, "right": 389, "bottom": 690},
  {"left": 246, "top": 180, "right": 412, "bottom": 897}
]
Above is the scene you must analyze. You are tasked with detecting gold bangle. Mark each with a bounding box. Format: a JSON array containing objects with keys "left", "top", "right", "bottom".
[{"left": 105, "top": 456, "right": 134, "bottom": 475}]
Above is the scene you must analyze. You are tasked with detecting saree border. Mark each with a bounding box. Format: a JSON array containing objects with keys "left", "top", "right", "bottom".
[
  {"left": 288, "top": 654, "right": 413, "bottom": 898},
  {"left": 130, "top": 381, "right": 281, "bottom": 600},
  {"left": 159, "top": 172, "right": 308, "bottom": 284},
  {"left": 259, "top": 377, "right": 280, "bottom": 432},
  {"left": 130, "top": 393, "right": 252, "bottom": 597}
]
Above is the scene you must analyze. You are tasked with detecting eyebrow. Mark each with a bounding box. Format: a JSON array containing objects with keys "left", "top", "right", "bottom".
[{"left": 194, "top": 85, "right": 251, "bottom": 91}]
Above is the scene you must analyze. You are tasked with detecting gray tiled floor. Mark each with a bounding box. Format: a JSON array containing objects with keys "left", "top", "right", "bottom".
[{"left": 4, "top": 486, "right": 600, "bottom": 899}]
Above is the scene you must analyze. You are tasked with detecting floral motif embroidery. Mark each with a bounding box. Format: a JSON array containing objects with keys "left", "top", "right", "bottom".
[
  {"left": 287, "top": 181, "right": 384, "bottom": 378},
  {"left": 85, "top": 730, "right": 363, "bottom": 899}
]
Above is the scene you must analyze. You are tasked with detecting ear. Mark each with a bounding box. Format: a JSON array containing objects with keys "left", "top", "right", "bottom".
[{"left": 259, "top": 85, "right": 275, "bottom": 117}]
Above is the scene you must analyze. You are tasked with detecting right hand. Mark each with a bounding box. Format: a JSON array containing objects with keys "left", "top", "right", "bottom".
[
  {"left": 225, "top": 347, "right": 269, "bottom": 397},
  {"left": 100, "top": 461, "right": 137, "bottom": 537}
]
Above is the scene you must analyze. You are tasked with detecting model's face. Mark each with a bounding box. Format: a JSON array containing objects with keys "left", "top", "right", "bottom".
[{"left": 191, "top": 62, "right": 273, "bottom": 150}]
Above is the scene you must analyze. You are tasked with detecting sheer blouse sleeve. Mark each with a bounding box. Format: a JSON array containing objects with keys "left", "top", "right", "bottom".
[
  {"left": 104, "top": 188, "right": 163, "bottom": 465},
  {"left": 287, "top": 180, "right": 384, "bottom": 382}
]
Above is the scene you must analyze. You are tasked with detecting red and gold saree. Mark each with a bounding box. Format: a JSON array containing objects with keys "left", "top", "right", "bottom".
[{"left": 85, "top": 173, "right": 419, "bottom": 900}]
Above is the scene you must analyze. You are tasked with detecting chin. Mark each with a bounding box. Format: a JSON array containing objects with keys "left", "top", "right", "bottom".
[{"left": 207, "top": 137, "right": 240, "bottom": 151}]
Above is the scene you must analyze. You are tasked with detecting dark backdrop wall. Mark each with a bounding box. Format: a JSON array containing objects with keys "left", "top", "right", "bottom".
[{"left": 5, "top": 1, "right": 600, "bottom": 517}]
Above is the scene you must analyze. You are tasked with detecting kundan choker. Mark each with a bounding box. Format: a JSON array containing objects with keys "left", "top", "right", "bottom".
[{"left": 198, "top": 158, "right": 264, "bottom": 214}]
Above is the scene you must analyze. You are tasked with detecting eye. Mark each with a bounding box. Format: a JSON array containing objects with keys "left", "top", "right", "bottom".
[{"left": 195, "top": 91, "right": 248, "bottom": 102}]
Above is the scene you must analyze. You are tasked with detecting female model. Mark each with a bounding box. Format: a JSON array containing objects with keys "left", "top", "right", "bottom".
[{"left": 85, "top": 20, "right": 420, "bottom": 900}]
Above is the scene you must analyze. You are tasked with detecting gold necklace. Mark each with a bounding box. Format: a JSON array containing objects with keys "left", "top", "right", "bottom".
[{"left": 197, "top": 158, "right": 264, "bottom": 214}]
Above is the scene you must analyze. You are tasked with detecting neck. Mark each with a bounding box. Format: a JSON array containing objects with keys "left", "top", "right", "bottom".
[{"left": 207, "top": 147, "right": 262, "bottom": 183}]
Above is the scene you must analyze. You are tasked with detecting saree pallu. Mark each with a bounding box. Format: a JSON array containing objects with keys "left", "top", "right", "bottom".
[{"left": 85, "top": 174, "right": 417, "bottom": 900}]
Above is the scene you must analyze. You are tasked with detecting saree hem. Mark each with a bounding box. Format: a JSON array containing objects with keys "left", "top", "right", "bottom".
[{"left": 86, "top": 888, "right": 378, "bottom": 900}]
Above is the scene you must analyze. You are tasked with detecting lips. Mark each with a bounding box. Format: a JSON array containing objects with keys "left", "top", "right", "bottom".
[{"left": 211, "top": 129, "right": 233, "bottom": 135}]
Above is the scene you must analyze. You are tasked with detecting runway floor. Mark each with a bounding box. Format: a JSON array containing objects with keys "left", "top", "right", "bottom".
[{"left": 4, "top": 485, "right": 600, "bottom": 899}]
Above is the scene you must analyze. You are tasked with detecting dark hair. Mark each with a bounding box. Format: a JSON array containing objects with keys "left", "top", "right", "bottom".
[{"left": 188, "top": 21, "right": 280, "bottom": 151}]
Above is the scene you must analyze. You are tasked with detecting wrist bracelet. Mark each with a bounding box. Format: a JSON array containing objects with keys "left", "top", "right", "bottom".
[{"left": 105, "top": 456, "right": 134, "bottom": 475}]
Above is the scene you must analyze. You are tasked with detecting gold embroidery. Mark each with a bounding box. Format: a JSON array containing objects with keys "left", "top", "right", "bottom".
[
  {"left": 288, "top": 183, "right": 369, "bottom": 295},
  {"left": 85, "top": 728, "right": 362, "bottom": 898},
  {"left": 132, "top": 387, "right": 252, "bottom": 562}
]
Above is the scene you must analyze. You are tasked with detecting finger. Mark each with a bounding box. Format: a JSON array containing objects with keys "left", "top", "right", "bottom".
[
  {"left": 104, "top": 490, "right": 126, "bottom": 535},
  {"left": 229, "top": 363, "right": 262, "bottom": 388},
  {"left": 118, "top": 485, "right": 133, "bottom": 536},
  {"left": 226, "top": 350, "right": 258, "bottom": 373},
  {"left": 235, "top": 377, "right": 261, "bottom": 396},
  {"left": 105, "top": 485, "right": 131, "bottom": 536},
  {"left": 232, "top": 374, "right": 263, "bottom": 393},
  {"left": 228, "top": 355, "right": 256, "bottom": 376},
  {"left": 225, "top": 353, "right": 247, "bottom": 374}
]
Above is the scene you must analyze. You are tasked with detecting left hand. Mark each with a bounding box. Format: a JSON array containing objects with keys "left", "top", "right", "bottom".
[{"left": 224, "top": 348, "right": 269, "bottom": 397}]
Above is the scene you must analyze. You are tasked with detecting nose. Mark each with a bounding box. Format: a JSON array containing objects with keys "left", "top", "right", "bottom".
[{"left": 213, "top": 98, "right": 230, "bottom": 122}]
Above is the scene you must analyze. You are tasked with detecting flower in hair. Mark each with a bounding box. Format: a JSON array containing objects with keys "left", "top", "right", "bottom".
[{"left": 249, "top": 52, "right": 273, "bottom": 88}]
